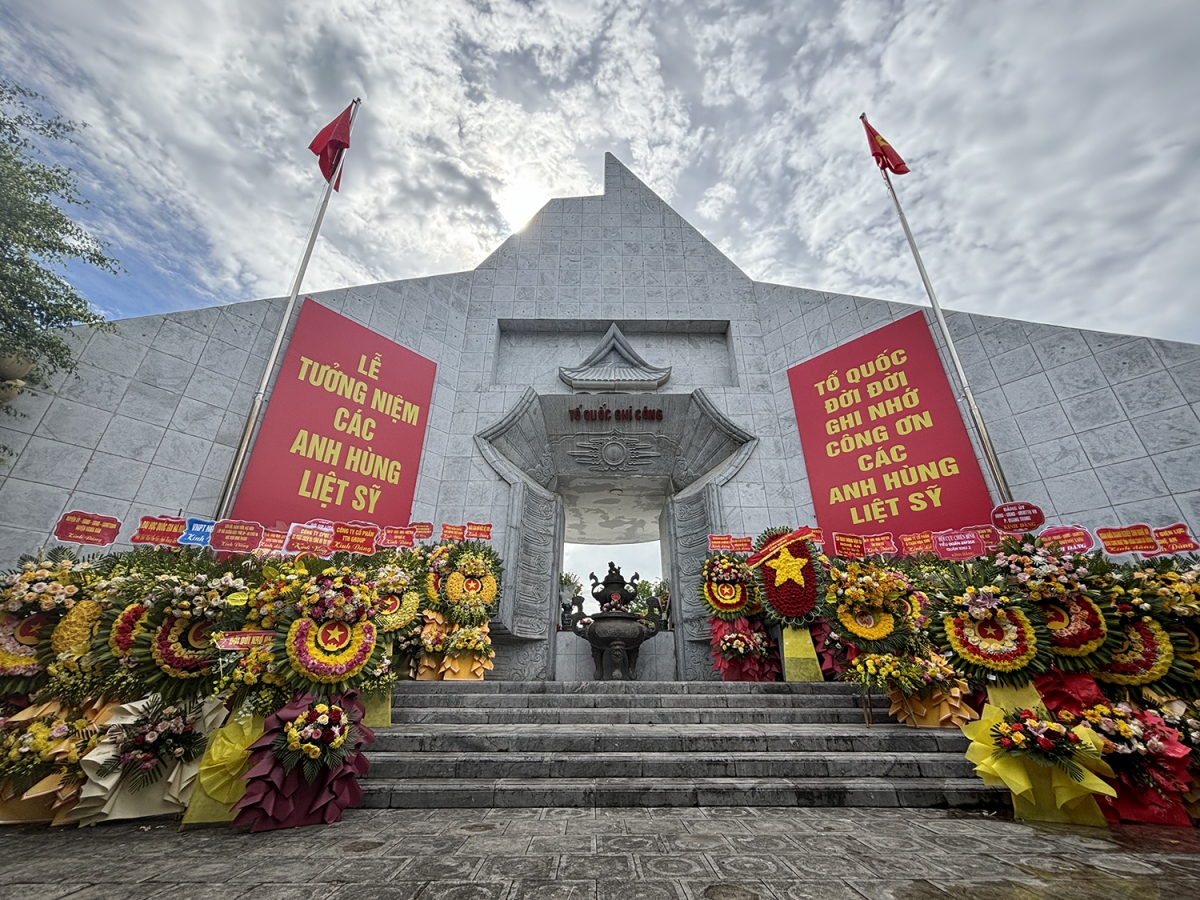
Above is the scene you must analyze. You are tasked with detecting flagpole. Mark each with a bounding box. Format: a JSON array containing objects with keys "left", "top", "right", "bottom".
[
  {"left": 215, "top": 98, "right": 362, "bottom": 520},
  {"left": 876, "top": 164, "right": 1013, "bottom": 504}
]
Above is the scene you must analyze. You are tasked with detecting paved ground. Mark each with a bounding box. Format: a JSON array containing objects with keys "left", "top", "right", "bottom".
[{"left": 2, "top": 806, "right": 1198, "bottom": 900}]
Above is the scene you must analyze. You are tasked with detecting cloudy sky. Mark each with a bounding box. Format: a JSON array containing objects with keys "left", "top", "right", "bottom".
[{"left": 2, "top": 1, "right": 1199, "bottom": 344}]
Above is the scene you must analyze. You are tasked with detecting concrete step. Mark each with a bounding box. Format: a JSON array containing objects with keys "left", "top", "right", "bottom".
[
  {"left": 370, "top": 723, "right": 969, "bottom": 755},
  {"left": 366, "top": 750, "right": 979, "bottom": 780},
  {"left": 358, "top": 776, "right": 1007, "bottom": 810},
  {"left": 389, "top": 706, "right": 883, "bottom": 725},
  {"left": 392, "top": 680, "right": 872, "bottom": 695},
  {"left": 391, "top": 691, "right": 888, "bottom": 710}
]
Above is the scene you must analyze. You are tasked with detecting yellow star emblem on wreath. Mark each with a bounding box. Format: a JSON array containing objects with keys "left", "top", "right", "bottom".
[{"left": 765, "top": 546, "right": 809, "bottom": 587}]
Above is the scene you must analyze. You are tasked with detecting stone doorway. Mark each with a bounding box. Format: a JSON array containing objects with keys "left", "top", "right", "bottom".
[{"left": 475, "top": 387, "right": 756, "bottom": 680}]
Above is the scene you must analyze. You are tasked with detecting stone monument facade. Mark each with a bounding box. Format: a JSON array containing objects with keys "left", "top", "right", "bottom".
[{"left": 3, "top": 153, "right": 1199, "bottom": 680}]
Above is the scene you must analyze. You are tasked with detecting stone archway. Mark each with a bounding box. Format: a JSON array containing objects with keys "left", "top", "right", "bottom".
[{"left": 475, "top": 387, "right": 756, "bottom": 679}]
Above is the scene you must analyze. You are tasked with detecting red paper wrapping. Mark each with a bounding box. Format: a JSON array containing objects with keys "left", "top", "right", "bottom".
[
  {"left": 232, "top": 690, "right": 375, "bottom": 832},
  {"left": 709, "top": 617, "right": 779, "bottom": 682},
  {"left": 1032, "top": 670, "right": 1105, "bottom": 718},
  {"left": 1098, "top": 712, "right": 1193, "bottom": 828},
  {"left": 809, "top": 619, "right": 846, "bottom": 679}
]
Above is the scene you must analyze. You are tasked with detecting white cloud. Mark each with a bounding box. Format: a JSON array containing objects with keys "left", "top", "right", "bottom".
[{"left": 1, "top": 0, "right": 1197, "bottom": 344}]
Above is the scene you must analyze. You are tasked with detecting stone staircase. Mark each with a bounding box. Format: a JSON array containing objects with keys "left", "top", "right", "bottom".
[{"left": 360, "top": 680, "right": 1006, "bottom": 810}]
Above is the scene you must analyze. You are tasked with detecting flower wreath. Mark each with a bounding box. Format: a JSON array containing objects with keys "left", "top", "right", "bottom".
[
  {"left": 1095, "top": 617, "right": 1177, "bottom": 687},
  {"left": 283, "top": 617, "right": 379, "bottom": 688},
  {"left": 821, "top": 561, "right": 918, "bottom": 653},
  {"left": 753, "top": 533, "right": 819, "bottom": 628},
  {"left": 1039, "top": 594, "right": 1116, "bottom": 671},
  {"left": 0, "top": 611, "right": 44, "bottom": 682},
  {"left": 439, "top": 541, "right": 503, "bottom": 627},
  {"left": 125, "top": 612, "right": 218, "bottom": 702},
  {"left": 933, "top": 604, "right": 1049, "bottom": 688},
  {"left": 698, "top": 552, "right": 757, "bottom": 620}
]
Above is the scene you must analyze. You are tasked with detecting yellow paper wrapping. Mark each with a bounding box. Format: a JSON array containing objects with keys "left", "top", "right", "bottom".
[
  {"left": 781, "top": 626, "right": 823, "bottom": 682},
  {"left": 180, "top": 710, "right": 265, "bottom": 827},
  {"left": 961, "top": 704, "right": 1115, "bottom": 826},
  {"left": 888, "top": 681, "right": 979, "bottom": 729},
  {"left": 361, "top": 690, "right": 393, "bottom": 727},
  {"left": 417, "top": 610, "right": 449, "bottom": 680},
  {"left": 985, "top": 683, "right": 1044, "bottom": 711}
]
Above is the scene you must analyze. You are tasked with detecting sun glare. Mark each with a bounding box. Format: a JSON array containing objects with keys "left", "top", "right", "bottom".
[{"left": 495, "top": 166, "right": 552, "bottom": 231}]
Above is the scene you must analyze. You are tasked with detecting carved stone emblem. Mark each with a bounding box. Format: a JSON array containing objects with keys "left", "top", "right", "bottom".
[{"left": 568, "top": 430, "right": 661, "bottom": 472}]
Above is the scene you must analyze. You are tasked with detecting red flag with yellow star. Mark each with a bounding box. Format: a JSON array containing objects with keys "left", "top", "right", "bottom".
[{"left": 861, "top": 114, "right": 910, "bottom": 175}]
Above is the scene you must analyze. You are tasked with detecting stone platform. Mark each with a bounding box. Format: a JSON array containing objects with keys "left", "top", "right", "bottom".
[{"left": 362, "top": 681, "right": 1006, "bottom": 810}]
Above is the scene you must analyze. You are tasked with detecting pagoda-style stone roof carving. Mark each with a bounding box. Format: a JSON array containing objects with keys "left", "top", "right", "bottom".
[{"left": 558, "top": 324, "right": 671, "bottom": 391}]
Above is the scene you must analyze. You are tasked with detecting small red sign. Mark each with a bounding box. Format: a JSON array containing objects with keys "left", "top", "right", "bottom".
[
  {"left": 213, "top": 630, "right": 275, "bottom": 651},
  {"left": 1096, "top": 524, "right": 1158, "bottom": 555},
  {"left": 441, "top": 524, "right": 466, "bottom": 542},
  {"left": 862, "top": 532, "right": 898, "bottom": 555},
  {"left": 329, "top": 522, "right": 379, "bottom": 554},
  {"left": 53, "top": 510, "right": 121, "bottom": 546},
  {"left": 210, "top": 519, "right": 265, "bottom": 553},
  {"left": 465, "top": 522, "right": 493, "bottom": 540},
  {"left": 730, "top": 536, "right": 754, "bottom": 553},
  {"left": 832, "top": 533, "right": 866, "bottom": 559},
  {"left": 708, "top": 534, "right": 734, "bottom": 551},
  {"left": 932, "top": 529, "right": 986, "bottom": 561},
  {"left": 129, "top": 515, "right": 188, "bottom": 546},
  {"left": 258, "top": 529, "right": 288, "bottom": 553},
  {"left": 899, "top": 531, "right": 935, "bottom": 555},
  {"left": 991, "top": 501, "right": 1046, "bottom": 534},
  {"left": 1038, "top": 525, "right": 1094, "bottom": 554},
  {"left": 411, "top": 522, "right": 434, "bottom": 540},
  {"left": 967, "top": 524, "right": 1002, "bottom": 551},
  {"left": 284, "top": 520, "right": 335, "bottom": 555},
  {"left": 378, "top": 525, "right": 416, "bottom": 548},
  {"left": 1149, "top": 523, "right": 1200, "bottom": 556}
]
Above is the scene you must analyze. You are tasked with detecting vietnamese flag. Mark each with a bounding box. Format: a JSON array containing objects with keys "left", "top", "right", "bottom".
[
  {"left": 309, "top": 103, "right": 354, "bottom": 190},
  {"left": 861, "top": 114, "right": 910, "bottom": 175}
]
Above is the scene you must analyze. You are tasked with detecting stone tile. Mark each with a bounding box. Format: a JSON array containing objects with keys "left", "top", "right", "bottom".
[
  {"left": 1044, "top": 469, "right": 1110, "bottom": 516},
  {"left": 170, "top": 397, "right": 226, "bottom": 439},
  {"left": 1002, "top": 373, "right": 1058, "bottom": 413},
  {"left": 1031, "top": 328, "right": 1092, "bottom": 368},
  {"left": 595, "top": 881, "right": 680, "bottom": 900},
  {"left": 152, "top": 430, "right": 212, "bottom": 475},
  {"left": 1111, "top": 370, "right": 1187, "bottom": 418},
  {"left": 988, "top": 345, "right": 1041, "bottom": 385},
  {"left": 399, "top": 855, "right": 484, "bottom": 881},
  {"left": 1028, "top": 435, "right": 1090, "bottom": 478},
  {"left": 76, "top": 451, "right": 151, "bottom": 500},
  {"left": 136, "top": 348, "right": 198, "bottom": 394},
  {"left": 1045, "top": 355, "right": 1108, "bottom": 401},
  {"left": 183, "top": 366, "right": 239, "bottom": 409},
  {"left": 1170, "top": 363, "right": 1200, "bottom": 403},
  {"left": 79, "top": 330, "right": 150, "bottom": 377},
  {"left": 1132, "top": 407, "right": 1200, "bottom": 455},
  {"left": 1076, "top": 422, "right": 1147, "bottom": 467},
  {"left": 1062, "top": 388, "right": 1126, "bottom": 431},
  {"left": 1095, "top": 338, "right": 1163, "bottom": 384},
  {"left": 118, "top": 379, "right": 181, "bottom": 427},
  {"left": 509, "top": 882, "right": 597, "bottom": 900},
  {"left": 155, "top": 319, "right": 210, "bottom": 364},
  {"left": 558, "top": 855, "right": 635, "bottom": 880},
  {"left": 636, "top": 854, "right": 715, "bottom": 879},
  {"left": 1095, "top": 457, "right": 1169, "bottom": 506},
  {"left": 96, "top": 416, "right": 167, "bottom": 463},
  {"left": 7, "top": 436, "right": 90, "bottom": 489},
  {"left": 38, "top": 398, "right": 110, "bottom": 450},
  {"left": 57, "top": 363, "right": 131, "bottom": 412},
  {"left": 133, "top": 465, "right": 199, "bottom": 511}
]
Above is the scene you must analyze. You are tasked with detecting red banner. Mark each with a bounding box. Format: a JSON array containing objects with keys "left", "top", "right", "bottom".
[
  {"left": 213, "top": 631, "right": 275, "bottom": 651},
  {"left": 1039, "top": 525, "right": 1094, "bottom": 554},
  {"left": 967, "top": 524, "right": 1001, "bottom": 551},
  {"left": 992, "top": 501, "right": 1046, "bottom": 534},
  {"left": 1149, "top": 524, "right": 1200, "bottom": 556},
  {"left": 230, "top": 299, "right": 436, "bottom": 530},
  {"left": 411, "top": 522, "right": 434, "bottom": 540},
  {"left": 53, "top": 511, "right": 121, "bottom": 546},
  {"left": 377, "top": 525, "right": 416, "bottom": 548},
  {"left": 284, "top": 521, "right": 334, "bottom": 555},
  {"left": 130, "top": 515, "right": 187, "bottom": 546},
  {"left": 832, "top": 533, "right": 866, "bottom": 559},
  {"left": 932, "top": 529, "right": 986, "bottom": 560},
  {"left": 899, "top": 531, "right": 935, "bottom": 555},
  {"left": 730, "top": 536, "right": 754, "bottom": 552},
  {"left": 1096, "top": 524, "right": 1157, "bottom": 555},
  {"left": 465, "top": 522, "right": 493, "bottom": 540},
  {"left": 787, "top": 312, "right": 994, "bottom": 538},
  {"left": 441, "top": 524, "right": 466, "bottom": 542},
  {"left": 330, "top": 522, "right": 379, "bottom": 554},
  {"left": 210, "top": 520, "right": 265, "bottom": 553}
]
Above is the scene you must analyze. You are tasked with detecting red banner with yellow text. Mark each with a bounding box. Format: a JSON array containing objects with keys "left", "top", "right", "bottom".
[
  {"left": 231, "top": 299, "right": 436, "bottom": 530},
  {"left": 786, "top": 312, "right": 994, "bottom": 538}
]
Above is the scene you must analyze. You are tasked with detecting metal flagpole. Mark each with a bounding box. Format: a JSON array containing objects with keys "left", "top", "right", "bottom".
[
  {"left": 876, "top": 164, "right": 1013, "bottom": 504},
  {"left": 215, "top": 98, "right": 362, "bottom": 520}
]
